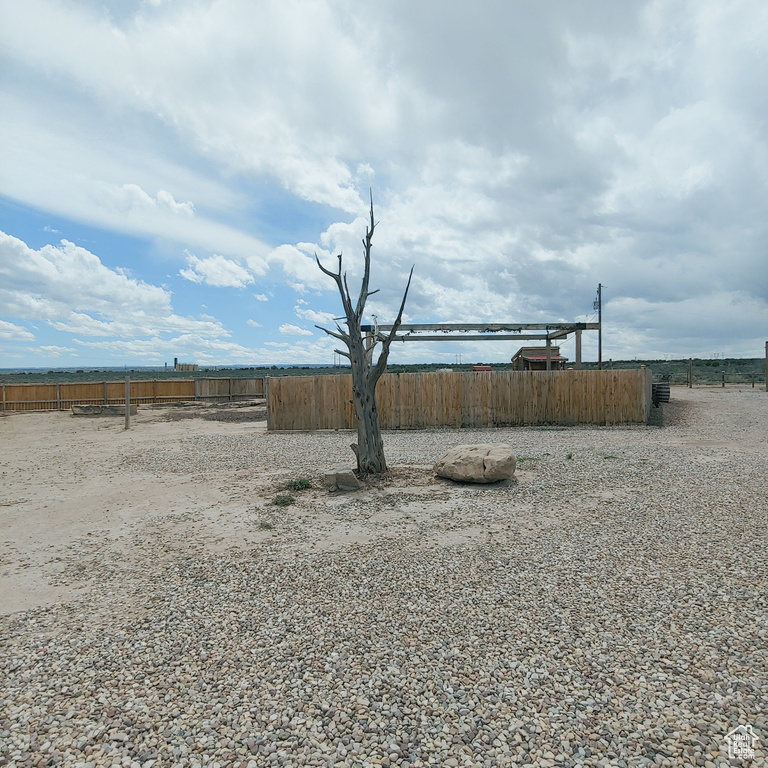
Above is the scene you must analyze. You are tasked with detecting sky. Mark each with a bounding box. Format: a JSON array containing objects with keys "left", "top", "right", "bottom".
[{"left": 1, "top": 0, "right": 767, "bottom": 369}]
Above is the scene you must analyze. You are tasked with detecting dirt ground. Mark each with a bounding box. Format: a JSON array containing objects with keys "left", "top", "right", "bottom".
[
  {"left": 1, "top": 400, "right": 459, "bottom": 616},
  {"left": 1, "top": 388, "right": 765, "bottom": 617},
  {"left": 0, "top": 403, "right": 267, "bottom": 615}
]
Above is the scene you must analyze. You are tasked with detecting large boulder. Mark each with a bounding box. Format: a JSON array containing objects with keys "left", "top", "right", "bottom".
[{"left": 434, "top": 444, "right": 516, "bottom": 483}]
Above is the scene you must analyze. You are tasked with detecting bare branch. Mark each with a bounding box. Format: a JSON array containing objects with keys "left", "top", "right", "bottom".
[
  {"left": 371, "top": 266, "right": 414, "bottom": 383},
  {"left": 341, "top": 273, "right": 356, "bottom": 323},
  {"left": 315, "top": 252, "right": 341, "bottom": 281},
  {"left": 317, "top": 252, "right": 355, "bottom": 322},
  {"left": 334, "top": 348, "right": 351, "bottom": 360},
  {"left": 354, "top": 190, "right": 376, "bottom": 322},
  {"left": 315, "top": 324, "right": 349, "bottom": 343}
]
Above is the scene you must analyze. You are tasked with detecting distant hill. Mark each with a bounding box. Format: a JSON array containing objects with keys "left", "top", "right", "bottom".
[{"left": 1, "top": 358, "right": 764, "bottom": 385}]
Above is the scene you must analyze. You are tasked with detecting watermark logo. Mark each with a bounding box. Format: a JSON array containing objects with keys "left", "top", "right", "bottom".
[{"left": 724, "top": 724, "right": 758, "bottom": 761}]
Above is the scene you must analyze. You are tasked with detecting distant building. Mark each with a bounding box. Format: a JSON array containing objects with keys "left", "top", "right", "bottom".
[
  {"left": 174, "top": 357, "right": 199, "bottom": 372},
  {"left": 511, "top": 346, "right": 568, "bottom": 371}
]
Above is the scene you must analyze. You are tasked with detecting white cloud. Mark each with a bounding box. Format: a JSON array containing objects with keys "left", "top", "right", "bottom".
[
  {"left": 0, "top": 231, "right": 229, "bottom": 340},
  {"left": 257, "top": 336, "right": 337, "bottom": 364},
  {"left": 0, "top": 0, "right": 375, "bottom": 212},
  {"left": 180, "top": 252, "right": 255, "bottom": 288},
  {"left": 70, "top": 335, "right": 257, "bottom": 365},
  {"left": 0, "top": 319, "right": 35, "bottom": 341},
  {"left": 107, "top": 185, "right": 194, "bottom": 217},
  {"left": 0, "top": 91, "right": 272, "bottom": 264},
  {"left": 268, "top": 244, "right": 335, "bottom": 292},
  {"left": 294, "top": 306, "right": 337, "bottom": 325},
  {"left": 1, "top": 0, "right": 767, "bottom": 362},
  {"left": 247, "top": 319, "right": 262, "bottom": 328},
  {"left": 279, "top": 324, "right": 314, "bottom": 337},
  {"left": 36, "top": 345, "right": 76, "bottom": 357}
]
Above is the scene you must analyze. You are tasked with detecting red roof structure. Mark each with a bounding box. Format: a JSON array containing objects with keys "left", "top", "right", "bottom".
[{"left": 511, "top": 346, "right": 568, "bottom": 371}]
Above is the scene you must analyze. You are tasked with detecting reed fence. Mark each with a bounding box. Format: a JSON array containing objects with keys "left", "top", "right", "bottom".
[
  {"left": 267, "top": 369, "right": 653, "bottom": 430},
  {"left": 1, "top": 378, "right": 264, "bottom": 412}
]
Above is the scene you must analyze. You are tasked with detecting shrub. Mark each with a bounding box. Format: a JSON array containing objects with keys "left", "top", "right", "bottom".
[{"left": 285, "top": 478, "right": 311, "bottom": 491}]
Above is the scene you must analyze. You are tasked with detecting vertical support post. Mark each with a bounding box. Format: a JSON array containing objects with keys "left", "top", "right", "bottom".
[
  {"left": 721, "top": 371, "right": 725, "bottom": 388},
  {"left": 56, "top": 383, "right": 61, "bottom": 411},
  {"left": 364, "top": 331, "right": 374, "bottom": 367},
  {"left": 264, "top": 377, "right": 270, "bottom": 429},
  {"left": 575, "top": 329, "right": 582, "bottom": 370},
  {"left": 229, "top": 378, "right": 233, "bottom": 402},
  {"left": 597, "top": 283, "right": 603, "bottom": 371},
  {"left": 688, "top": 359, "right": 693, "bottom": 388},
  {"left": 124, "top": 376, "right": 131, "bottom": 430},
  {"left": 545, "top": 338, "right": 552, "bottom": 371},
  {"left": 1, "top": 384, "right": 5, "bottom": 412},
  {"left": 194, "top": 378, "right": 199, "bottom": 402},
  {"left": 640, "top": 365, "right": 649, "bottom": 422}
]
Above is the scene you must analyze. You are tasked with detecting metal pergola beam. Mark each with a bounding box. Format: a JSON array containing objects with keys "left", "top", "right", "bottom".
[
  {"left": 361, "top": 322, "right": 598, "bottom": 333},
  {"left": 358, "top": 321, "right": 600, "bottom": 371},
  {"left": 384, "top": 333, "right": 558, "bottom": 342}
]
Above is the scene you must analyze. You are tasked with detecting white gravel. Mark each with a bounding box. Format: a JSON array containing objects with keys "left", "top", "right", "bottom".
[{"left": 1, "top": 387, "right": 767, "bottom": 768}]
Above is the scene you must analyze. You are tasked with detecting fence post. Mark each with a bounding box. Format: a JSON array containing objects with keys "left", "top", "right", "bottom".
[
  {"left": 722, "top": 371, "right": 725, "bottom": 388},
  {"left": 688, "top": 358, "right": 692, "bottom": 388},
  {"left": 125, "top": 376, "right": 131, "bottom": 430},
  {"left": 264, "top": 377, "right": 270, "bottom": 427},
  {"left": 229, "top": 378, "right": 233, "bottom": 402},
  {"left": 575, "top": 329, "right": 582, "bottom": 369},
  {"left": 765, "top": 341, "right": 767, "bottom": 392},
  {"left": 56, "top": 383, "right": 61, "bottom": 411},
  {"left": 194, "top": 378, "right": 199, "bottom": 402},
  {"left": 103, "top": 381, "right": 108, "bottom": 405},
  {"left": 1, "top": 384, "right": 5, "bottom": 412}
]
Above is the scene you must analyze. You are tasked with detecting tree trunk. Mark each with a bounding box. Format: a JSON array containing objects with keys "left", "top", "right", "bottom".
[
  {"left": 314, "top": 193, "right": 412, "bottom": 475},
  {"left": 351, "top": 372, "right": 387, "bottom": 473}
]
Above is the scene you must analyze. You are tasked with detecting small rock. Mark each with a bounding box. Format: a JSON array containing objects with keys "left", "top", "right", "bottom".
[{"left": 322, "top": 467, "right": 362, "bottom": 492}]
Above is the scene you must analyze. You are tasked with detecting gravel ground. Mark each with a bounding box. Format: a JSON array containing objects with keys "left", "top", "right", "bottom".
[{"left": 1, "top": 387, "right": 767, "bottom": 768}]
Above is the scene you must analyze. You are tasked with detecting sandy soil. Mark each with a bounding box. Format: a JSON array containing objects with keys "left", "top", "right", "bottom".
[
  {"left": 0, "top": 387, "right": 765, "bottom": 618},
  {"left": 0, "top": 404, "right": 269, "bottom": 615}
]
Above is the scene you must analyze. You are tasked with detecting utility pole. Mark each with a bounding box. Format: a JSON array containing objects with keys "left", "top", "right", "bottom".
[{"left": 594, "top": 283, "right": 603, "bottom": 370}]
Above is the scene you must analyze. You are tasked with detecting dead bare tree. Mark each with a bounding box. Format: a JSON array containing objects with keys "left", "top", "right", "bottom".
[{"left": 315, "top": 195, "right": 413, "bottom": 474}]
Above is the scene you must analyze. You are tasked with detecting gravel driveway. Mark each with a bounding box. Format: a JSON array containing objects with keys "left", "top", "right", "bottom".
[{"left": 1, "top": 387, "right": 766, "bottom": 767}]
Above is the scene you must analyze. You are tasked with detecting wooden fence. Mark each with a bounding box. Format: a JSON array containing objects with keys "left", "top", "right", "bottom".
[
  {"left": 267, "top": 369, "right": 653, "bottom": 430},
  {"left": 0, "top": 378, "right": 264, "bottom": 412}
]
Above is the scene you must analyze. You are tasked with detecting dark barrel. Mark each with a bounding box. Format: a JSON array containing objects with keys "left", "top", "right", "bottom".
[{"left": 652, "top": 383, "right": 671, "bottom": 404}]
